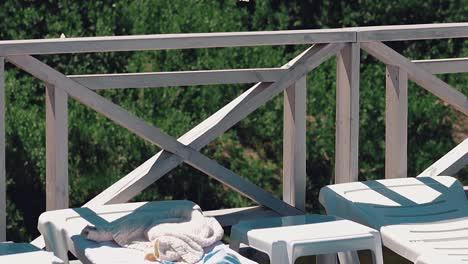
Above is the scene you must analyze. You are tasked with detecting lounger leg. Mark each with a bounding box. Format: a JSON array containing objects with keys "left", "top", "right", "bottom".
[
  {"left": 229, "top": 240, "right": 240, "bottom": 252},
  {"left": 338, "top": 251, "right": 360, "bottom": 264},
  {"left": 370, "top": 232, "right": 384, "bottom": 264},
  {"left": 270, "top": 248, "right": 290, "bottom": 264},
  {"left": 229, "top": 229, "right": 241, "bottom": 252},
  {"left": 371, "top": 245, "right": 384, "bottom": 264},
  {"left": 316, "top": 253, "right": 338, "bottom": 264}
]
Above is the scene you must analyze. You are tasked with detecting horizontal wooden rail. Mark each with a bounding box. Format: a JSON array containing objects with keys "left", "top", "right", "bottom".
[
  {"left": 1, "top": 23, "right": 468, "bottom": 55},
  {"left": 358, "top": 23, "right": 468, "bottom": 41},
  {"left": 69, "top": 57, "right": 468, "bottom": 91},
  {"left": 412, "top": 58, "right": 468, "bottom": 74},
  {"left": 0, "top": 28, "right": 356, "bottom": 55},
  {"left": 69, "top": 68, "right": 287, "bottom": 89}
]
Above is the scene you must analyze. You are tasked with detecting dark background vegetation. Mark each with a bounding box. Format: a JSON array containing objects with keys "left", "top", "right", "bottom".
[{"left": 0, "top": 0, "right": 467, "bottom": 242}]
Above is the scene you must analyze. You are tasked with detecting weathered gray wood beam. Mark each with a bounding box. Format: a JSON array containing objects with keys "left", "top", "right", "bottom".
[
  {"left": 283, "top": 76, "right": 307, "bottom": 211},
  {"left": 69, "top": 68, "right": 288, "bottom": 89},
  {"left": 84, "top": 43, "right": 344, "bottom": 207},
  {"left": 6, "top": 55, "right": 303, "bottom": 216},
  {"left": 358, "top": 23, "right": 468, "bottom": 41},
  {"left": 413, "top": 58, "right": 468, "bottom": 74},
  {"left": 385, "top": 65, "right": 408, "bottom": 179},
  {"left": 0, "top": 29, "right": 356, "bottom": 55},
  {"left": 418, "top": 138, "right": 468, "bottom": 177},
  {"left": 361, "top": 42, "right": 468, "bottom": 116},
  {"left": 2, "top": 23, "right": 468, "bottom": 55},
  {"left": 335, "top": 43, "right": 360, "bottom": 183},
  {"left": 45, "top": 84, "right": 69, "bottom": 210}
]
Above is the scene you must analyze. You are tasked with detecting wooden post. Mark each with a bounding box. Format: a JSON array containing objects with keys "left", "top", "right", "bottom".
[
  {"left": 385, "top": 65, "right": 408, "bottom": 179},
  {"left": 45, "top": 84, "right": 68, "bottom": 210},
  {"left": 335, "top": 43, "right": 360, "bottom": 183},
  {"left": 283, "top": 76, "right": 307, "bottom": 211},
  {"left": 0, "top": 57, "right": 5, "bottom": 241}
]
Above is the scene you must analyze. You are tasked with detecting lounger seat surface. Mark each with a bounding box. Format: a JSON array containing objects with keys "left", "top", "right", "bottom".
[
  {"left": 72, "top": 237, "right": 255, "bottom": 264},
  {"left": 381, "top": 218, "right": 468, "bottom": 263},
  {"left": 38, "top": 200, "right": 256, "bottom": 264},
  {"left": 319, "top": 176, "right": 468, "bottom": 263},
  {"left": 0, "top": 243, "right": 64, "bottom": 263}
]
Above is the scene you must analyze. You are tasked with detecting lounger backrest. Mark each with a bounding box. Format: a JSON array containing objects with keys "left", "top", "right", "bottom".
[
  {"left": 319, "top": 176, "right": 468, "bottom": 229},
  {"left": 72, "top": 200, "right": 201, "bottom": 227}
]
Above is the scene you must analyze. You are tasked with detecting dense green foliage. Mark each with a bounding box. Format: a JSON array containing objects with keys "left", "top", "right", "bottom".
[{"left": 0, "top": 0, "right": 467, "bottom": 242}]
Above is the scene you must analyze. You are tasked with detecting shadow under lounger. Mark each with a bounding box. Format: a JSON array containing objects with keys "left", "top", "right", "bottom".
[
  {"left": 319, "top": 176, "right": 468, "bottom": 264},
  {"left": 37, "top": 200, "right": 257, "bottom": 264}
]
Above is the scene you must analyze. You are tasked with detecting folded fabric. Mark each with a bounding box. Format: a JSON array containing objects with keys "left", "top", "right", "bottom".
[
  {"left": 203, "top": 248, "right": 241, "bottom": 264},
  {"left": 160, "top": 247, "right": 242, "bottom": 264},
  {"left": 81, "top": 205, "right": 224, "bottom": 264}
]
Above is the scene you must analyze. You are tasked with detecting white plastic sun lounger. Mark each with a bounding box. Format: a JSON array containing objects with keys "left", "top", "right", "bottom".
[
  {"left": 319, "top": 176, "right": 468, "bottom": 264},
  {"left": 0, "top": 243, "right": 64, "bottom": 263},
  {"left": 38, "top": 200, "right": 257, "bottom": 264}
]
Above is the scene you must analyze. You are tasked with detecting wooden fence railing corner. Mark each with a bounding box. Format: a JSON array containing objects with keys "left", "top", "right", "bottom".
[{"left": 0, "top": 24, "right": 466, "bottom": 247}]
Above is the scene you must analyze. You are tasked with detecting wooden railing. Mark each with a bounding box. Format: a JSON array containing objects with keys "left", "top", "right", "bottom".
[{"left": 0, "top": 23, "right": 467, "bottom": 244}]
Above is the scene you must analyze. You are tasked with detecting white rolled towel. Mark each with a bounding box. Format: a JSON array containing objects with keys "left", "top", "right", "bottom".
[{"left": 82, "top": 206, "right": 223, "bottom": 264}]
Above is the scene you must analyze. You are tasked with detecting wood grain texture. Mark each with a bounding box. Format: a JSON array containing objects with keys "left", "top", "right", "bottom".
[
  {"left": 69, "top": 68, "right": 288, "bottom": 89},
  {"left": 84, "top": 43, "right": 344, "bottom": 207},
  {"left": 86, "top": 83, "right": 274, "bottom": 206},
  {"left": 361, "top": 42, "right": 468, "bottom": 116},
  {"left": 283, "top": 76, "right": 307, "bottom": 211},
  {"left": 45, "top": 84, "right": 69, "bottom": 210},
  {"left": 335, "top": 43, "right": 360, "bottom": 184},
  {"left": 358, "top": 23, "right": 468, "bottom": 41},
  {"left": 7, "top": 55, "right": 302, "bottom": 216},
  {"left": 0, "top": 28, "right": 356, "bottom": 55},
  {"left": 1, "top": 23, "right": 468, "bottom": 55},
  {"left": 413, "top": 58, "right": 468, "bottom": 74},
  {"left": 385, "top": 65, "right": 408, "bottom": 179}
]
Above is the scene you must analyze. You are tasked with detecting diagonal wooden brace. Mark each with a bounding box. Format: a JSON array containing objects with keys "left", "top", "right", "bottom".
[
  {"left": 361, "top": 41, "right": 468, "bottom": 116},
  {"left": 418, "top": 138, "right": 468, "bottom": 177},
  {"left": 7, "top": 55, "right": 304, "bottom": 216},
  {"left": 82, "top": 43, "right": 345, "bottom": 207}
]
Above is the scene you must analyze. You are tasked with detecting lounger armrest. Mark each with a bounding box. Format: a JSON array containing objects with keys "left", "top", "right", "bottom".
[{"left": 38, "top": 209, "right": 77, "bottom": 263}]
